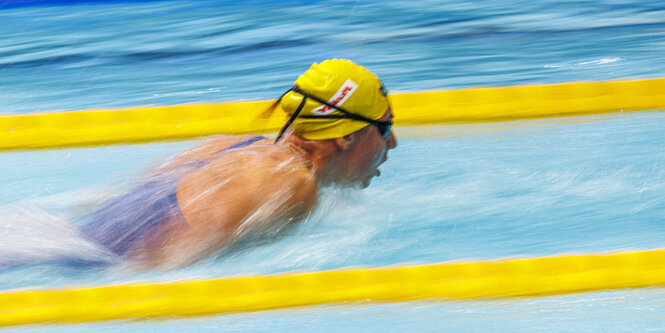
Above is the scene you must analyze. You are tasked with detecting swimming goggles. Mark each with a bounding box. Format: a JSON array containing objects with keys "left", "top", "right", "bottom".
[{"left": 275, "top": 85, "right": 393, "bottom": 142}]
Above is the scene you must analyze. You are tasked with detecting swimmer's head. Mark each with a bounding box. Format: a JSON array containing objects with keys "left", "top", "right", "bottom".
[
  {"left": 276, "top": 59, "right": 391, "bottom": 141},
  {"left": 274, "top": 59, "right": 396, "bottom": 188}
]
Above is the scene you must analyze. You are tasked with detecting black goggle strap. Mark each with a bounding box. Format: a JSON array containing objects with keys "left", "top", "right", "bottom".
[
  {"left": 258, "top": 88, "right": 292, "bottom": 120},
  {"left": 299, "top": 114, "right": 391, "bottom": 138},
  {"left": 273, "top": 86, "right": 392, "bottom": 142},
  {"left": 291, "top": 86, "right": 390, "bottom": 128},
  {"left": 274, "top": 90, "right": 307, "bottom": 143}
]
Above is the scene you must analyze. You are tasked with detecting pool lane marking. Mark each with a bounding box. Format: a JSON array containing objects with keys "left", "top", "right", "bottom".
[
  {"left": 1, "top": 77, "right": 664, "bottom": 150},
  {"left": 2, "top": 248, "right": 665, "bottom": 326}
]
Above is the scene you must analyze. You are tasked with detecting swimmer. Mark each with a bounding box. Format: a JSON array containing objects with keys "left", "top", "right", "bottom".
[{"left": 79, "top": 59, "right": 397, "bottom": 268}]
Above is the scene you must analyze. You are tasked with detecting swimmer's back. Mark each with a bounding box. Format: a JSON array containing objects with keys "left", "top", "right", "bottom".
[
  {"left": 149, "top": 136, "right": 318, "bottom": 266},
  {"left": 80, "top": 135, "right": 310, "bottom": 265}
]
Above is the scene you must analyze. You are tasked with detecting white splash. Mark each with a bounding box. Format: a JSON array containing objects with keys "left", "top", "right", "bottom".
[
  {"left": 544, "top": 57, "right": 623, "bottom": 69},
  {"left": 0, "top": 204, "right": 116, "bottom": 266},
  {"left": 578, "top": 57, "right": 623, "bottom": 65},
  {"left": 152, "top": 88, "right": 222, "bottom": 97}
]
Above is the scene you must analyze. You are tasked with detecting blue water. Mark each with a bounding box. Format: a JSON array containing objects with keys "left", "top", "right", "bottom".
[{"left": 1, "top": 0, "right": 665, "bottom": 331}]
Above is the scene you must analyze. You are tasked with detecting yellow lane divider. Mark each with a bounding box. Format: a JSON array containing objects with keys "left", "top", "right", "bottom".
[
  {"left": 1, "top": 77, "right": 664, "bottom": 150},
  {"left": 2, "top": 249, "right": 665, "bottom": 326}
]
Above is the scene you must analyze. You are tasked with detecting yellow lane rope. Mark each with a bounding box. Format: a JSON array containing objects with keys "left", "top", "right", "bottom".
[
  {"left": 2, "top": 248, "right": 665, "bottom": 326},
  {"left": 1, "top": 77, "right": 664, "bottom": 150}
]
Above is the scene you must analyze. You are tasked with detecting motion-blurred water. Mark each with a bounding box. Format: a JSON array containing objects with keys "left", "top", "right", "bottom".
[{"left": 1, "top": 0, "right": 665, "bottom": 331}]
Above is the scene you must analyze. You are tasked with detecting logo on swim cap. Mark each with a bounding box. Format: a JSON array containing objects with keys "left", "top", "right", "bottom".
[{"left": 312, "top": 79, "right": 358, "bottom": 115}]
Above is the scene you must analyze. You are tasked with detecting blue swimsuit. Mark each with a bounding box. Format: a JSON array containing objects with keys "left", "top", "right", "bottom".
[{"left": 79, "top": 136, "right": 265, "bottom": 255}]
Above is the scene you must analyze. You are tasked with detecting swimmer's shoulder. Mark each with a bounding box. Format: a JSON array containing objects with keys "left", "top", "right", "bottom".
[
  {"left": 185, "top": 134, "right": 270, "bottom": 159},
  {"left": 179, "top": 141, "right": 316, "bottom": 202},
  {"left": 155, "top": 135, "right": 270, "bottom": 172},
  {"left": 217, "top": 143, "right": 316, "bottom": 193},
  {"left": 202, "top": 134, "right": 270, "bottom": 149},
  {"left": 176, "top": 142, "right": 317, "bottom": 235}
]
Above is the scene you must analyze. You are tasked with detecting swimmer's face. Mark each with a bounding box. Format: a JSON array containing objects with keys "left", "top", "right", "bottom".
[{"left": 336, "top": 108, "right": 397, "bottom": 188}]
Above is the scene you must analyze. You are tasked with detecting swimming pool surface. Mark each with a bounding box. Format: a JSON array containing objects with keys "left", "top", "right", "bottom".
[{"left": 2, "top": 0, "right": 665, "bottom": 331}]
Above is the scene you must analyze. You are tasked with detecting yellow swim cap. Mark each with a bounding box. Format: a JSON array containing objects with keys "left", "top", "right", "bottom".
[{"left": 278, "top": 59, "right": 390, "bottom": 140}]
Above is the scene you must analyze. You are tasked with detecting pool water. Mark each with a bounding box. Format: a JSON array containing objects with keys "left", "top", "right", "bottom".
[{"left": 2, "top": 0, "right": 665, "bottom": 331}]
